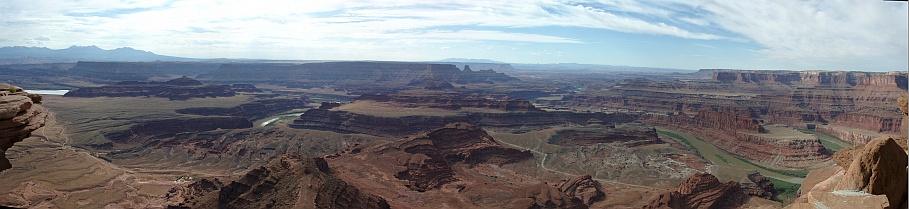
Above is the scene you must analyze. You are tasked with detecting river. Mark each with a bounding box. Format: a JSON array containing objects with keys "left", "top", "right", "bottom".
[
  {"left": 24, "top": 90, "right": 70, "bottom": 95},
  {"left": 258, "top": 111, "right": 306, "bottom": 127}
]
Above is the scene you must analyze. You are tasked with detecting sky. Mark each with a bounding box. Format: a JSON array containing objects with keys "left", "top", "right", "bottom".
[{"left": 0, "top": 0, "right": 906, "bottom": 71}]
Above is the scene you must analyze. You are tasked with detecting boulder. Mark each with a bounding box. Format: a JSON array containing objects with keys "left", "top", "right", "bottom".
[{"left": 834, "top": 137, "right": 907, "bottom": 209}]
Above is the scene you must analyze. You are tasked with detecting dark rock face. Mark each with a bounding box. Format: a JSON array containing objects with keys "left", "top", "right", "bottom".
[
  {"left": 0, "top": 84, "right": 47, "bottom": 172},
  {"left": 548, "top": 125, "right": 660, "bottom": 146},
  {"left": 104, "top": 116, "right": 252, "bottom": 142},
  {"left": 65, "top": 77, "right": 236, "bottom": 100},
  {"left": 197, "top": 61, "right": 517, "bottom": 84},
  {"left": 176, "top": 98, "right": 308, "bottom": 120},
  {"left": 740, "top": 172, "right": 776, "bottom": 199},
  {"left": 291, "top": 108, "right": 638, "bottom": 137},
  {"left": 69, "top": 61, "right": 222, "bottom": 81},
  {"left": 407, "top": 79, "right": 455, "bottom": 90},
  {"left": 643, "top": 173, "right": 749, "bottom": 209},
  {"left": 167, "top": 156, "right": 391, "bottom": 209}
]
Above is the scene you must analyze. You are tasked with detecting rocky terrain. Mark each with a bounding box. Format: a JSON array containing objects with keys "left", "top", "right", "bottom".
[
  {"left": 65, "top": 77, "right": 238, "bottom": 100},
  {"left": 166, "top": 155, "right": 391, "bottom": 209},
  {"left": 1, "top": 60, "right": 905, "bottom": 209},
  {"left": 103, "top": 116, "right": 253, "bottom": 143},
  {"left": 0, "top": 84, "right": 47, "bottom": 172},
  {"left": 547, "top": 124, "right": 660, "bottom": 147},
  {"left": 326, "top": 123, "right": 614, "bottom": 208}
]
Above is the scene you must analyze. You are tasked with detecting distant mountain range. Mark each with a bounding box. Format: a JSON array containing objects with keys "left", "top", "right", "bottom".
[{"left": 0, "top": 46, "right": 194, "bottom": 64}]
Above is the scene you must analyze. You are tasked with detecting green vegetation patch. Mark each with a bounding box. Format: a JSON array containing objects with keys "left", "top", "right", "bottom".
[
  {"left": 769, "top": 177, "right": 801, "bottom": 203},
  {"left": 732, "top": 155, "right": 809, "bottom": 178},
  {"left": 657, "top": 130, "right": 694, "bottom": 149}
]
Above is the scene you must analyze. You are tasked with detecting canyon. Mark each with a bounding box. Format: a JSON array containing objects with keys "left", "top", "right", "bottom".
[{"left": 0, "top": 60, "right": 905, "bottom": 209}]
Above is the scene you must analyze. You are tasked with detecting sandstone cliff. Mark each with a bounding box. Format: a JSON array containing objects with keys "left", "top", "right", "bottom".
[
  {"left": 710, "top": 70, "right": 908, "bottom": 90},
  {"left": 167, "top": 155, "right": 390, "bottom": 209},
  {"left": 0, "top": 84, "right": 47, "bottom": 172}
]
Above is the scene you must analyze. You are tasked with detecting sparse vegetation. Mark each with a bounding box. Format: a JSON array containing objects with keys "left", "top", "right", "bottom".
[{"left": 769, "top": 177, "right": 801, "bottom": 203}]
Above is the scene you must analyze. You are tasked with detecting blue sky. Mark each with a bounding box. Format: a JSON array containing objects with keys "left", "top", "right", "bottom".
[{"left": 0, "top": 0, "right": 906, "bottom": 71}]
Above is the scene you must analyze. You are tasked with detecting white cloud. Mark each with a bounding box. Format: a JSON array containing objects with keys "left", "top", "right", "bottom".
[{"left": 0, "top": 0, "right": 905, "bottom": 70}]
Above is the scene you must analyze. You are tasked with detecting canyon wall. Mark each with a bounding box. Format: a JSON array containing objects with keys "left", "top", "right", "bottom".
[{"left": 644, "top": 110, "right": 829, "bottom": 168}]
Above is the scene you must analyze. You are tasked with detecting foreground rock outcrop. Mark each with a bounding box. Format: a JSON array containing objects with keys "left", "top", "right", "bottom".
[
  {"left": 788, "top": 137, "right": 907, "bottom": 209},
  {"left": 0, "top": 84, "right": 47, "bottom": 172},
  {"left": 167, "top": 155, "right": 390, "bottom": 209}
]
